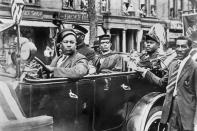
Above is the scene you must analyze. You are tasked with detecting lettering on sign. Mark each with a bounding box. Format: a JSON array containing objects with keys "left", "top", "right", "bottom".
[
  {"left": 2, "top": 0, "right": 10, "bottom": 3},
  {"left": 60, "top": 13, "right": 88, "bottom": 22},
  {"left": 23, "top": 10, "right": 43, "bottom": 18},
  {"left": 170, "top": 21, "right": 183, "bottom": 30}
]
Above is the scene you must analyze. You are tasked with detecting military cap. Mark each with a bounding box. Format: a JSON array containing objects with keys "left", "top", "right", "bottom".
[
  {"left": 56, "top": 29, "right": 77, "bottom": 43},
  {"left": 145, "top": 33, "right": 159, "bottom": 43},
  {"left": 99, "top": 34, "right": 111, "bottom": 42},
  {"left": 72, "top": 24, "right": 88, "bottom": 35}
]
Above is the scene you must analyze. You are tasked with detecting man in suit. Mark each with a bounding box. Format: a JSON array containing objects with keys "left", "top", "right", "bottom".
[
  {"left": 45, "top": 29, "right": 88, "bottom": 78},
  {"left": 94, "top": 34, "right": 123, "bottom": 73},
  {"left": 136, "top": 36, "right": 197, "bottom": 131}
]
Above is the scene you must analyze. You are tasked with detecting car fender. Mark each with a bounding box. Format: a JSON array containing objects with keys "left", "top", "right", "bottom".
[{"left": 127, "top": 92, "right": 165, "bottom": 131}]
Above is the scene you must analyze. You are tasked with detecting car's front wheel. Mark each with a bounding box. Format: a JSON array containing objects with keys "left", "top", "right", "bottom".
[{"left": 144, "top": 106, "right": 162, "bottom": 131}]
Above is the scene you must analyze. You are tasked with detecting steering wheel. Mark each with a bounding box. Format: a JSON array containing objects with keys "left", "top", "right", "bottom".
[{"left": 34, "top": 57, "right": 52, "bottom": 78}]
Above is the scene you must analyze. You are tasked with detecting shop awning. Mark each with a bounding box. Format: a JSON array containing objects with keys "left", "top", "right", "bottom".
[
  {"left": 0, "top": 22, "right": 14, "bottom": 32},
  {"left": 0, "top": 19, "right": 57, "bottom": 28}
]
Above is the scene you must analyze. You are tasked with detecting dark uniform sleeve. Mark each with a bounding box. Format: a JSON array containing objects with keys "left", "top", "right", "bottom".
[
  {"left": 86, "top": 49, "right": 96, "bottom": 61},
  {"left": 53, "top": 58, "right": 88, "bottom": 78},
  {"left": 112, "top": 54, "right": 123, "bottom": 71},
  {"left": 144, "top": 69, "right": 168, "bottom": 88}
]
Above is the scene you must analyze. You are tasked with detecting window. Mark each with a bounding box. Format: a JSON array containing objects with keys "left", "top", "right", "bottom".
[
  {"left": 169, "top": 0, "right": 175, "bottom": 18},
  {"left": 122, "top": 0, "right": 135, "bottom": 16},
  {"left": 63, "top": 0, "right": 74, "bottom": 9},
  {"left": 2, "top": 0, "right": 40, "bottom": 6},
  {"left": 139, "top": 0, "right": 147, "bottom": 17},
  {"left": 139, "top": 4, "right": 146, "bottom": 17},
  {"left": 80, "top": 0, "right": 88, "bottom": 10},
  {"left": 25, "top": 0, "right": 40, "bottom": 6},
  {"left": 101, "top": 0, "right": 109, "bottom": 12},
  {"left": 177, "top": 0, "right": 182, "bottom": 11},
  {"left": 187, "top": 1, "right": 192, "bottom": 11},
  {"left": 150, "top": 0, "right": 156, "bottom": 17}
]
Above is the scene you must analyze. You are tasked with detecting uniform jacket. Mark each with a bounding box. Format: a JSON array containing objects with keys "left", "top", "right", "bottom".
[
  {"left": 95, "top": 51, "right": 123, "bottom": 73},
  {"left": 138, "top": 51, "right": 164, "bottom": 69},
  {"left": 50, "top": 52, "right": 88, "bottom": 78},
  {"left": 77, "top": 43, "right": 95, "bottom": 61},
  {"left": 144, "top": 57, "right": 197, "bottom": 130}
]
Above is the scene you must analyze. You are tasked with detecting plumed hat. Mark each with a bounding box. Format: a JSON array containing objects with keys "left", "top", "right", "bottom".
[{"left": 145, "top": 33, "right": 159, "bottom": 43}]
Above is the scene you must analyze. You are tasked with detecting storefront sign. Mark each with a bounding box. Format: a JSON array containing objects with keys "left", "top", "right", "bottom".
[
  {"left": 183, "top": 13, "right": 197, "bottom": 41},
  {"left": 168, "top": 32, "right": 182, "bottom": 38},
  {"left": 23, "top": 10, "right": 43, "bottom": 19},
  {"left": 60, "top": 13, "right": 88, "bottom": 22},
  {"left": 169, "top": 21, "right": 183, "bottom": 30},
  {"left": 2, "top": 0, "right": 10, "bottom": 3}
]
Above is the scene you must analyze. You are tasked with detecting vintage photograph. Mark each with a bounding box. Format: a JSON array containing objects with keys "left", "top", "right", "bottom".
[{"left": 0, "top": 0, "right": 197, "bottom": 131}]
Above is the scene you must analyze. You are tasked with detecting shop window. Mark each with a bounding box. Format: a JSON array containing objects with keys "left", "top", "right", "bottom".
[
  {"left": 63, "top": 0, "right": 74, "bottom": 9},
  {"left": 0, "top": 28, "right": 17, "bottom": 66},
  {"left": 80, "top": 0, "right": 88, "bottom": 11}
]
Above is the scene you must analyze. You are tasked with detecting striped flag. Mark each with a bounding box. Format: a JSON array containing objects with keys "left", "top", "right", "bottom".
[{"left": 10, "top": 0, "right": 25, "bottom": 24}]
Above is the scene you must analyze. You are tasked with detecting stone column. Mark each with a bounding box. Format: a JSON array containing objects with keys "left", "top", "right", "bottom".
[
  {"left": 106, "top": 29, "right": 111, "bottom": 35},
  {"left": 122, "top": 29, "right": 126, "bottom": 53},
  {"left": 137, "top": 29, "right": 143, "bottom": 52}
]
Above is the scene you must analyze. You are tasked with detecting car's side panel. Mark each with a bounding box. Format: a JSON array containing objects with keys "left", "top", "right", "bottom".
[
  {"left": 93, "top": 75, "right": 129, "bottom": 131},
  {"left": 16, "top": 72, "right": 165, "bottom": 131}
]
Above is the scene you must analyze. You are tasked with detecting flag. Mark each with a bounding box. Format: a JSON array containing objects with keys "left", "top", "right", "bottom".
[
  {"left": 183, "top": 13, "right": 197, "bottom": 42},
  {"left": 10, "top": 0, "right": 25, "bottom": 24}
]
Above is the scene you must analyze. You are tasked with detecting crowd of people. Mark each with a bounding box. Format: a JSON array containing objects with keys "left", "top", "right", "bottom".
[
  {"left": 2, "top": 23, "right": 197, "bottom": 131},
  {"left": 44, "top": 24, "right": 197, "bottom": 131}
]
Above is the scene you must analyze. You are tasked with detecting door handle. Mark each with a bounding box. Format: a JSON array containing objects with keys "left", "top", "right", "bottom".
[{"left": 121, "top": 84, "right": 131, "bottom": 90}]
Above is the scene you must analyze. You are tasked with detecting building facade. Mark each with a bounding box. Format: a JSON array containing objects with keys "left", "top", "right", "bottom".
[
  {"left": 158, "top": 0, "right": 194, "bottom": 48},
  {"left": 0, "top": 0, "right": 103, "bottom": 64},
  {"left": 0, "top": 0, "right": 195, "bottom": 65},
  {"left": 100, "top": 0, "right": 166, "bottom": 52}
]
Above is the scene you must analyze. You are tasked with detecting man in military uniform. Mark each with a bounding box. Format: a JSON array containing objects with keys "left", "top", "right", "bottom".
[
  {"left": 137, "top": 33, "right": 165, "bottom": 76},
  {"left": 94, "top": 34, "right": 123, "bottom": 73},
  {"left": 72, "top": 24, "right": 96, "bottom": 62}
]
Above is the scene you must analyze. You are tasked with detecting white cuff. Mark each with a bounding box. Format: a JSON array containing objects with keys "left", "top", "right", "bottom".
[{"left": 142, "top": 69, "right": 148, "bottom": 78}]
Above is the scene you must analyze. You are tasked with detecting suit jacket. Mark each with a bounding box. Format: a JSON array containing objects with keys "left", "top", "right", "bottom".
[
  {"left": 50, "top": 52, "right": 88, "bottom": 78},
  {"left": 145, "top": 57, "right": 197, "bottom": 130}
]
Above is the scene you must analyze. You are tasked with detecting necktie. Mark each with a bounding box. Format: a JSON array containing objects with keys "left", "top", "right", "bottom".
[
  {"left": 57, "top": 55, "right": 67, "bottom": 67},
  {"left": 166, "top": 60, "right": 181, "bottom": 96}
]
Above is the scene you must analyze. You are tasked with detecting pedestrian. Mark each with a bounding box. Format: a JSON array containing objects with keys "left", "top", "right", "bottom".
[{"left": 136, "top": 36, "right": 197, "bottom": 131}]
